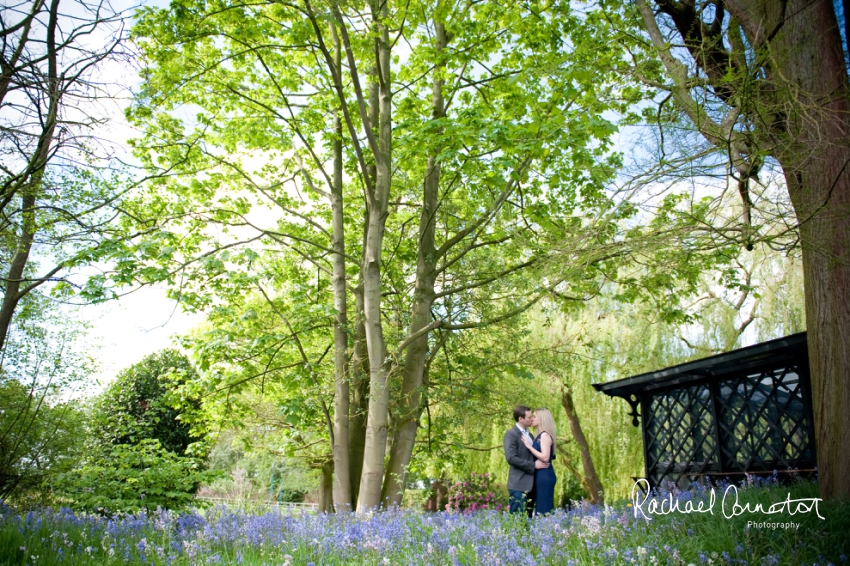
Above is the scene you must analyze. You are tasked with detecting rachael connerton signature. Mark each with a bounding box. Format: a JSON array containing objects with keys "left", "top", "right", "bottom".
[{"left": 630, "top": 479, "right": 825, "bottom": 520}]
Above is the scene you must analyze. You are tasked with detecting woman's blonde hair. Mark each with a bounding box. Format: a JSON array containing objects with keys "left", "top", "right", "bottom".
[{"left": 534, "top": 408, "right": 557, "bottom": 446}]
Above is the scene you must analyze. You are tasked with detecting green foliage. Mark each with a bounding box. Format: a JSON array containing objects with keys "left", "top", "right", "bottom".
[
  {"left": 427, "top": 241, "right": 806, "bottom": 504},
  {"left": 52, "top": 439, "right": 217, "bottom": 514},
  {"left": 394, "top": 323, "right": 541, "bottom": 484},
  {"left": 92, "top": 349, "right": 200, "bottom": 456},
  {"left": 0, "top": 381, "right": 86, "bottom": 501},
  {"left": 754, "top": 254, "right": 806, "bottom": 342},
  {"left": 178, "top": 293, "right": 334, "bottom": 443},
  {"left": 117, "top": 0, "right": 812, "bottom": 511},
  {"left": 0, "top": 299, "right": 95, "bottom": 502},
  {"left": 119, "top": 0, "right": 650, "bottom": 427},
  {"left": 514, "top": 243, "right": 807, "bottom": 501},
  {"left": 200, "top": 431, "right": 319, "bottom": 504}
]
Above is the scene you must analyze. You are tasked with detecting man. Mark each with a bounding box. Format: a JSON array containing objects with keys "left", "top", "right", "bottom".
[{"left": 503, "top": 405, "right": 547, "bottom": 516}]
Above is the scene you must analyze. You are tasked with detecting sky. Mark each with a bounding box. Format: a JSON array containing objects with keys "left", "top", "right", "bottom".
[
  {"left": 56, "top": 0, "right": 204, "bottom": 384},
  {"left": 82, "top": 286, "right": 205, "bottom": 384}
]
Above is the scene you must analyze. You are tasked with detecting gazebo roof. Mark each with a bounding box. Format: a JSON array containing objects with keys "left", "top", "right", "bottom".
[{"left": 592, "top": 332, "right": 808, "bottom": 399}]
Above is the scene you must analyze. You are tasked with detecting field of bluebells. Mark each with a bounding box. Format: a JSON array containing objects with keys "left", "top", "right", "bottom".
[{"left": 1, "top": 477, "right": 848, "bottom": 566}]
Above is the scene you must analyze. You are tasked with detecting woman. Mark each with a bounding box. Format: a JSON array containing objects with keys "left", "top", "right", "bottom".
[{"left": 521, "top": 408, "right": 557, "bottom": 515}]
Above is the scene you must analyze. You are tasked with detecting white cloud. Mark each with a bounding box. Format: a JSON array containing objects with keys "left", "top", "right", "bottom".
[{"left": 82, "top": 286, "right": 204, "bottom": 387}]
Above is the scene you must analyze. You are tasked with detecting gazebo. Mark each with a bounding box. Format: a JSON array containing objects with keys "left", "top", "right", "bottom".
[{"left": 593, "top": 332, "right": 817, "bottom": 488}]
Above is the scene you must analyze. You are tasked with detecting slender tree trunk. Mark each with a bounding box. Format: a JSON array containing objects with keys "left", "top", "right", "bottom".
[
  {"left": 561, "top": 384, "right": 604, "bottom": 504},
  {"left": 347, "top": 64, "right": 380, "bottom": 511},
  {"left": 347, "top": 292, "right": 369, "bottom": 508},
  {"left": 318, "top": 460, "right": 334, "bottom": 513},
  {"left": 381, "top": 20, "right": 447, "bottom": 507},
  {"left": 330, "top": 102, "right": 351, "bottom": 508},
  {"left": 0, "top": 194, "right": 36, "bottom": 350},
  {"left": 355, "top": 190, "right": 390, "bottom": 513},
  {"left": 0, "top": 0, "right": 60, "bottom": 352},
  {"left": 355, "top": 4, "right": 393, "bottom": 513}
]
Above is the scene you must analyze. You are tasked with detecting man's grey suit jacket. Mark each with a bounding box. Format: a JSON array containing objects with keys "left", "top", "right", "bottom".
[{"left": 503, "top": 426, "right": 535, "bottom": 492}]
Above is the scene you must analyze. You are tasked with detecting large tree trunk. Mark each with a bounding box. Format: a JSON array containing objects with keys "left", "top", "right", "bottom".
[
  {"left": 355, "top": 4, "right": 393, "bottom": 513},
  {"left": 381, "top": 20, "right": 447, "bottom": 507},
  {"left": 561, "top": 384, "right": 604, "bottom": 504},
  {"left": 756, "top": 0, "right": 850, "bottom": 500}
]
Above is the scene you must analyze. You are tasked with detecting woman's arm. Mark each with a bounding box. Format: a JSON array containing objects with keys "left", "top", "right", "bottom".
[
  {"left": 520, "top": 433, "right": 551, "bottom": 463},
  {"left": 538, "top": 432, "right": 552, "bottom": 464}
]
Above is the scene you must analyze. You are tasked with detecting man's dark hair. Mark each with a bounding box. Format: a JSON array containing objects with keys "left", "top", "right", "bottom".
[{"left": 513, "top": 405, "right": 531, "bottom": 422}]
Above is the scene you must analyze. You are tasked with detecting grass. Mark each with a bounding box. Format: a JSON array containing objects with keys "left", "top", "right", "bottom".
[{"left": 1, "top": 477, "right": 848, "bottom": 565}]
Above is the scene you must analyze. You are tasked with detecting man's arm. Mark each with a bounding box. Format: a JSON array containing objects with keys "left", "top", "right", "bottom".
[{"left": 504, "top": 430, "right": 535, "bottom": 475}]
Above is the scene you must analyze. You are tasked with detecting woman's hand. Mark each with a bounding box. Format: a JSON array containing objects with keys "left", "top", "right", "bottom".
[
  {"left": 535, "top": 460, "right": 550, "bottom": 469},
  {"left": 520, "top": 434, "right": 532, "bottom": 449}
]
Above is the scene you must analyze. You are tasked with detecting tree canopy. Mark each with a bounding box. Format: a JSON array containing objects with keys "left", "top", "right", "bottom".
[
  {"left": 125, "top": 0, "right": 661, "bottom": 511},
  {"left": 0, "top": 0, "right": 140, "bottom": 352}
]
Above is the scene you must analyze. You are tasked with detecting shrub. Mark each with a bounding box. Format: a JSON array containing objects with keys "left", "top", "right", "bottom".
[
  {"left": 92, "top": 349, "right": 200, "bottom": 456},
  {"left": 53, "top": 349, "right": 214, "bottom": 513},
  {"left": 445, "top": 472, "right": 508, "bottom": 514},
  {"left": 52, "top": 439, "right": 219, "bottom": 513}
]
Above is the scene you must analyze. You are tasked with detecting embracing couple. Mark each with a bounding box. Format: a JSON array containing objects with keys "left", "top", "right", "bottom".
[{"left": 503, "top": 405, "right": 557, "bottom": 516}]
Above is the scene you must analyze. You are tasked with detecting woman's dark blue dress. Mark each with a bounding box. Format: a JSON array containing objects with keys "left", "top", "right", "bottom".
[{"left": 533, "top": 432, "right": 556, "bottom": 515}]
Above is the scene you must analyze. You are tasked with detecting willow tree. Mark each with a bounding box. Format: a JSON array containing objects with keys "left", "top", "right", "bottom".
[
  {"left": 128, "top": 0, "right": 636, "bottom": 512},
  {"left": 608, "top": 0, "right": 850, "bottom": 499}
]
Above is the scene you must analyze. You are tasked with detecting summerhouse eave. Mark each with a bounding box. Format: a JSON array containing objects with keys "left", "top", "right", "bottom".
[{"left": 591, "top": 332, "right": 808, "bottom": 400}]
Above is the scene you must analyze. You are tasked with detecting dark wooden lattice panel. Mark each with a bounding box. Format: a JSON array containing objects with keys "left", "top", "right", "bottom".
[
  {"left": 645, "top": 384, "right": 719, "bottom": 486},
  {"left": 715, "top": 367, "right": 815, "bottom": 472},
  {"left": 595, "top": 333, "right": 816, "bottom": 489}
]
